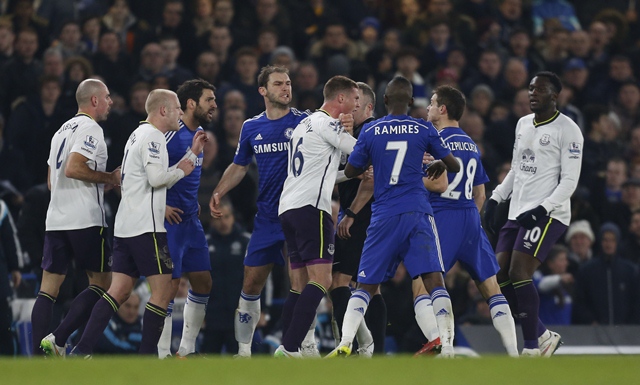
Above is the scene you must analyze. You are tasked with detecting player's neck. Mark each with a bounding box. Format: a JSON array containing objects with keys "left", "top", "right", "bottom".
[
  {"left": 76, "top": 109, "right": 96, "bottom": 121},
  {"left": 433, "top": 118, "right": 459, "bottom": 131},
  {"left": 265, "top": 105, "right": 290, "bottom": 120},
  {"left": 144, "top": 117, "right": 167, "bottom": 133},
  {"left": 319, "top": 102, "right": 342, "bottom": 118},
  {"left": 181, "top": 114, "right": 199, "bottom": 131},
  {"left": 533, "top": 109, "right": 559, "bottom": 126}
]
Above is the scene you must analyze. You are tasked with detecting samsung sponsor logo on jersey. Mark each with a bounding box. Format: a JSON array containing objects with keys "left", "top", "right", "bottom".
[
  {"left": 253, "top": 141, "right": 290, "bottom": 154},
  {"left": 374, "top": 124, "right": 420, "bottom": 135},
  {"left": 446, "top": 141, "right": 478, "bottom": 153}
]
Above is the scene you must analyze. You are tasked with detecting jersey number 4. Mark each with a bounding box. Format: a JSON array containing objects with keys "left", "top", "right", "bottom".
[{"left": 442, "top": 157, "right": 477, "bottom": 200}]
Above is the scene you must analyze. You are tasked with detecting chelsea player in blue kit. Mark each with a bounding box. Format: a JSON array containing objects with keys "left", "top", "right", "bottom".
[
  {"left": 328, "top": 76, "right": 461, "bottom": 358},
  {"left": 158, "top": 79, "right": 216, "bottom": 358},
  {"left": 209, "top": 66, "right": 312, "bottom": 357},
  {"left": 417, "top": 86, "right": 518, "bottom": 356}
]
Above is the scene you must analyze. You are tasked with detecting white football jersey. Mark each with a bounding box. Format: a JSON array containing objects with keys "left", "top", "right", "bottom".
[
  {"left": 46, "top": 114, "right": 108, "bottom": 231},
  {"left": 114, "top": 123, "right": 170, "bottom": 237},
  {"left": 491, "top": 111, "right": 584, "bottom": 225},
  {"left": 279, "top": 110, "right": 357, "bottom": 216}
]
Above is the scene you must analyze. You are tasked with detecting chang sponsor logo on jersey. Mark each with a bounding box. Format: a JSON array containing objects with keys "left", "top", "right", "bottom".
[
  {"left": 520, "top": 148, "right": 537, "bottom": 174},
  {"left": 253, "top": 141, "right": 290, "bottom": 154}
]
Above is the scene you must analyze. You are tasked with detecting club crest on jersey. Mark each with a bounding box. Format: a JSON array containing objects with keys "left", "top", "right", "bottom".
[
  {"left": 327, "top": 243, "right": 335, "bottom": 256},
  {"left": 539, "top": 134, "right": 550, "bottom": 146},
  {"left": 84, "top": 135, "right": 98, "bottom": 150},
  {"left": 148, "top": 141, "right": 160, "bottom": 154},
  {"left": 285, "top": 127, "right": 294, "bottom": 139}
]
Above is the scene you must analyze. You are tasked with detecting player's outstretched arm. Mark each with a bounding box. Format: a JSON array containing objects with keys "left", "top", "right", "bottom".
[
  {"left": 146, "top": 159, "right": 194, "bottom": 189},
  {"left": 209, "top": 163, "right": 249, "bottom": 218},
  {"left": 65, "top": 152, "right": 121, "bottom": 185}
]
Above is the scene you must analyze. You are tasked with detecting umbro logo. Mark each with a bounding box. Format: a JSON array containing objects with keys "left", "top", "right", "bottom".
[
  {"left": 358, "top": 271, "right": 366, "bottom": 278},
  {"left": 435, "top": 308, "right": 449, "bottom": 316},
  {"left": 355, "top": 307, "right": 365, "bottom": 314},
  {"left": 255, "top": 133, "right": 263, "bottom": 140},
  {"left": 523, "top": 241, "right": 532, "bottom": 249},
  {"left": 493, "top": 311, "right": 507, "bottom": 319}
]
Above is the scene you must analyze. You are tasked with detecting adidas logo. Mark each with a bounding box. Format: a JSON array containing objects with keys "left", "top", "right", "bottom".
[
  {"left": 435, "top": 308, "right": 449, "bottom": 316},
  {"left": 255, "top": 133, "right": 263, "bottom": 140},
  {"left": 355, "top": 307, "right": 365, "bottom": 314},
  {"left": 358, "top": 271, "right": 366, "bottom": 278},
  {"left": 493, "top": 311, "right": 507, "bottom": 319}
]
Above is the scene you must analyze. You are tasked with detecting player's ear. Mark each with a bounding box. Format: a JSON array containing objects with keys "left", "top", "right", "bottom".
[
  {"left": 258, "top": 86, "right": 267, "bottom": 96},
  {"left": 408, "top": 96, "right": 414, "bottom": 108}
]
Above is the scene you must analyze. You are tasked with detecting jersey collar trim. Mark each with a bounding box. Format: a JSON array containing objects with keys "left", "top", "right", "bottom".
[
  {"left": 75, "top": 112, "right": 95, "bottom": 121},
  {"left": 316, "top": 109, "right": 331, "bottom": 117},
  {"left": 533, "top": 110, "right": 559, "bottom": 127}
]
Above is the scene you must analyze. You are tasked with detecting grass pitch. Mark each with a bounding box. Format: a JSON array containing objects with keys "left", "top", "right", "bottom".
[{"left": 2, "top": 355, "right": 639, "bottom": 385}]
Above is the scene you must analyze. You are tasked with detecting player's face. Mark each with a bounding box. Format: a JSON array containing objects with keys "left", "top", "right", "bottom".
[
  {"left": 528, "top": 76, "right": 556, "bottom": 113},
  {"left": 352, "top": 89, "right": 367, "bottom": 125},
  {"left": 341, "top": 87, "right": 360, "bottom": 115},
  {"left": 263, "top": 72, "right": 292, "bottom": 108},
  {"left": 194, "top": 88, "right": 217, "bottom": 125},
  {"left": 95, "top": 85, "right": 113, "bottom": 122},
  {"left": 427, "top": 93, "right": 442, "bottom": 123},
  {"left": 167, "top": 95, "right": 184, "bottom": 131}
]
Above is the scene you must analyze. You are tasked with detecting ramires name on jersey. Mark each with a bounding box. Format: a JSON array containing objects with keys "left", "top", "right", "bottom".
[
  {"left": 445, "top": 141, "right": 478, "bottom": 153},
  {"left": 253, "top": 141, "right": 290, "bottom": 154},
  {"left": 374, "top": 124, "right": 420, "bottom": 135}
]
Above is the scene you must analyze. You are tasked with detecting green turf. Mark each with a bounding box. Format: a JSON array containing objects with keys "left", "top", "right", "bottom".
[{"left": 2, "top": 355, "right": 639, "bottom": 385}]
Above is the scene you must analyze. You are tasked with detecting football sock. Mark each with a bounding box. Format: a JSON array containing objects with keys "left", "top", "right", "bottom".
[
  {"left": 499, "top": 280, "right": 519, "bottom": 317},
  {"left": 157, "top": 300, "right": 173, "bottom": 358},
  {"left": 282, "top": 282, "right": 326, "bottom": 352},
  {"left": 178, "top": 290, "right": 209, "bottom": 355},
  {"left": 355, "top": 318, "right": 373, "bottom": 348},
  {"left": 365, "top": 294, "right": 387, "bottom": 354},
  {"left": 302, "top": 316, "right": 317, "bottom": 346},
  {"left": 513, "top": 279, "right": 539, "bottom": 349},
  {"left": 235, "top": 291, "right": 260, "bottom": 356},
  {"left": 31, "top": 291, "right": 56, "bottom": 354},
  {"left": 487, "top": 294, "right": 519, "bottom": 356},
  {"left": 54, "top": 285, "right": 105, "bottom": 347},
  {"left": 329, "top": 286, "right": 351, "bottom": 335},
  {"left": 74, "top": 293, "right": 119, "bottom": 355},
  {"left": 140, "top": 302, "right": 168, "bottom": 354},
  {"left": 431, "top": 287, "right": 455, "bottom": 347},
  {"left": 414, "top": 294, "right": 439, "bottom": 341},
  {"left": 281, "top": 290, "right": 300, "bottom": 338},
  {"left": 339, "top": 289, "right": 370, "bottom": 345}
]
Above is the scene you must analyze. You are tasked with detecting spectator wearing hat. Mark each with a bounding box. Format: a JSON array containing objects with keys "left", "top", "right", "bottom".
[
  {"left": 572, "top": 222, "right": 640, "bottom": 325},
  {"left": 620, "top": 210, "right": 640, "bottom": 266},
  {"left": 561, "top": 57, "right": 597, "bottom": 109},
  {"left": 420, "top": 19, "right": 456, "bottom": 75},
  {"left": 355, "top": 17, "right": 380, "bottom": 60},
  {"left": 565, "top": 220, "right": 595, "bottom": 275}
]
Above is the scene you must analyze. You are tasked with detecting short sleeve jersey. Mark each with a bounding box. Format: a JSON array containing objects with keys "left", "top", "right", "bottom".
[
  {"left": 165, "top": 120, "right": 203, "bottom": 218},
  {"left": 278, "top": 110, "right": 353, "bottom": 216},
  {"left": 348, "top": 114, "right": 451, "bottom": 221},
  {"left": 46, "top": 113, "right": 108, "bottom": 231},
  {"left": 114, "top": 122, "right": 169, "bottom": 237},
  {"left": 233, "top": 108, "right": 310, "bottom": 220},
  {"left": 428, "top": 127, "right": 489, "bottom": 211}
]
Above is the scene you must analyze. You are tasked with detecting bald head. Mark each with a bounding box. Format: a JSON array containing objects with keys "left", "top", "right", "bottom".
[
  {"left": 385, "top": 76, "right": 413, "bottom": 109},
  {"left": 145, "top": 89, "right": 177, "bottom": 114},
  {"left": 76, "top": 79, "right": 107, "bottom": 106}
]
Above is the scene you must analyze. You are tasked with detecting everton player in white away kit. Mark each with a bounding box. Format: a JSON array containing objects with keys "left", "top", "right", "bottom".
[
  {"left": 72, "top": 90, "right": 204, "bottom": 356},
  {"left": 38, "top": 79, "right": 120, "bottom": 357},
  {"left": 275, "top": 75, "right": 360, "bottom": 357},
  {"left": 484, "top": 72, "right": 583, "bottom": 356},
  {"left": 328, "top": 76, "right": 460, "bottom": 358}
]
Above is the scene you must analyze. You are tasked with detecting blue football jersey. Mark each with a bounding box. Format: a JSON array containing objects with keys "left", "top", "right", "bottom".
[
  {"left": 349, "top": 114, "right": 451, "bottom": 221},
  {"left": 165, "top": 120, "right": 203, "bottom": 218},
  {"left": 428, "top": 127, "right": 489, "bottom": 211},
  {"left": 234, "top": 108, "right": 310, "bottom": 220}
]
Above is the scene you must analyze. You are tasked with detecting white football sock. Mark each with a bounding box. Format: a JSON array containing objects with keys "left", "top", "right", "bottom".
[
  {"left": 488, "top": 294, "right": 519, "bottom": 357},
  {"left": 431, "top": 287, "right": 455, "bottom": 347},
  {"left": 235, "top": 292, "right": 260, "bottom": 356},
  {"left": 157, "top": 300, "right": 173, "bottom": 358},
  {"left": 414, "top": 294, "right": 440, "bottom": 341},
  {"left": 339, "top": 290, "right": 370, "bottom": 345},
  {"left": 177, "top": 290, "right": 209, "bottom": 356}
]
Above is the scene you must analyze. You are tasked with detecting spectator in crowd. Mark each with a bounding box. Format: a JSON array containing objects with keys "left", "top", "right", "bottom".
[
  {"left": 257, "top": 26, "right": 278, "bottom": 69},
  {"left": 620, "top": 210, "right": 640, "bottom": 265},
  {"left": 80, "top": 15, "right": 101, "bottom": 54},
  {"left": 133, "top": 42, "right": 166, "bottom": 84},
  {"left": 590, "top": 157, "right": 628, "bottom": 219},
  {"left": 195, "top": 51, "right": 223, "bottom": 89},
  {"left": 532, "top": 0, "right": 581, "bottom": 37},
  {"left": 309, "top": 21, "right": 359, "bottom": 84},
  {"left": 567, "top": 29, "right": 591, "bottom": 62},
  {"left": 191, "top": 0, "right": 214, "bottom": 40},
  {"left": 611, "top": 81, "right": 640, "bottom": 135},
  {"left": 41, "top": 47, "right": 64, "bottom": 81},
  {"left": 604, "top": 178, "right": 640, "bottom": 239},
  {"left": 565, "top": 220, "right": 596, "bottom": 275},
  {"left": 572, "top": 222, "right": 640, "bottom": 325},
  {"left": 461, "top": 49, "right": 505, "bottom": 99},
  {"left": 223, "top": 47, "right": 264, "bottom": 118},
  {"left": 155, "top": 0, "right": 197, "bottom": 69},
  {"left": 582, "top": 106, "right": 625, "bottom": 191},
  {"left": 159, "top": 34, "right": 194, "bottom": 90},
  {"left": 534, "top": 245, "right": 574, "bottom": 325},
  {"left": 93, "top": 293, "right": 143, "bottom": 354},
  {"left": 100, "top": 0, "right": 151, "bottom": 55},
  {"left": 507, "top": 27, "right": 545, "bottom": 75},
  {"left": 0, "top": 198, "right": 22, "bottom": 355},
  {"left": 205, "top": 25, "right": 235, "bottom": 82},
  {"left": 91, "top": 30, "right": 134, "bottom": 99},
  {"left": 53, "top": 21, "right": 87, "bottom": 60},
  {"left": 0, "top": 22, "right": 14, "bottom": 68}
]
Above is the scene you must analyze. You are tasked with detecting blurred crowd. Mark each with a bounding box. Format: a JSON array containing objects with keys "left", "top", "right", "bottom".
[{"left": 1, "top": 0, "right": 639, "bottom": 355}]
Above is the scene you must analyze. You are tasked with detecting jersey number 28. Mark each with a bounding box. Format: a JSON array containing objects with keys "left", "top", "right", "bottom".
[{"left": 442, "top": 157, "right": 477, "bottom": 200}]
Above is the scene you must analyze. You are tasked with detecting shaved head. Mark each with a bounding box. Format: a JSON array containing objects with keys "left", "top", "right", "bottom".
[
  {"left": 385, "top": 76, "right": 413, "bottom": 109},
  {"left": 76, "top": 79, "right": 107, "bottom": 106},
  {"left": 145, "top": 89, "right": 177, "bottom": 114}
]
